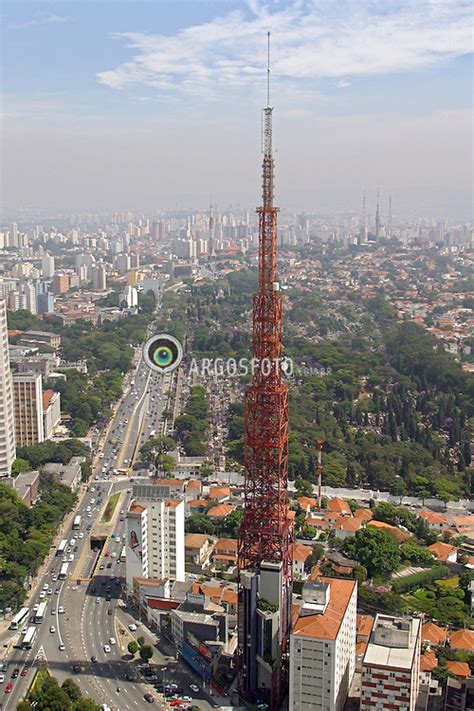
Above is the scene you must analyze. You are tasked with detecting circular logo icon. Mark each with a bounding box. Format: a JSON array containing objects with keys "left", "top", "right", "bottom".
[{"left": 143, "top": 334, "right": 183, "bottom": 374}]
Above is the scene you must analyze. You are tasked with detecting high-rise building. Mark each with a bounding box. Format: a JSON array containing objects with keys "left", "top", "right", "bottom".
[
  {"left": 52, "top": 272, "right": 69, "bottom": 295},
  {"left": 126, "top": 498, "right": 185, "bottom": 591},
  {"left": 92, "top": 262, "right": 107, "bottom": 290},
  {"left": 13, "top": 372, "right": 44, "bottom": 446},
  {"left": 9, "top": 222, "right": 19, "bottom": 248},
  {"left": 0, "top": 299, "right": 16, "bottom": 476},
  {"left": 41, "top": 254, "right": 55, "bottom": 278},
  {"left": 361, "top": 615, "right": 421, "bottom": 711},
  {"left": 289, "top": 578, "right": 357, "bottom": 711}
]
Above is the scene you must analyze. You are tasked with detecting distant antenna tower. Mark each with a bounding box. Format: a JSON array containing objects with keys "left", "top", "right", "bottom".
[
  {"left": 375, "top": 187, "right": 381, "bottom": 239},
  {"left": 316, "top": 438, "right": 324, "bottom": 511},
  {"left": 387, "top": 194, "right": 392, "bottom": 236},
  {"left": 208, "top": 198, "right": 215, "bottom": 259}
]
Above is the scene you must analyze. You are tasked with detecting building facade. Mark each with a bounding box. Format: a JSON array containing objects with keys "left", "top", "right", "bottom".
[
  {"left": 289, "top": 578, "right": 357, "bottom": 711},
  {"left": 126, "top": 498, "right": 185, "bottom": 590},
  {"left": 13, "top": 372, "right": 44, "bottom": 446},
  {"left": 361, "top": 615, "right": 421, "bottom": 711},
  {"left": 0, "top": 299, "right": 16, "bottom": 476}
]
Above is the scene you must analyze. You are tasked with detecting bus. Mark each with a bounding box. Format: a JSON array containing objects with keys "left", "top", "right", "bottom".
[
  {"left": 73, "top": 515, "right": 82, "bottom": 530},
  {"left": 59, "top": 562, "right": 69, "bottom": 580},
  {"left": 120, "top": 546, "right": 126, "bottom": 562},
  {"left": 34, "top": 601, "right": 48, "bottom": 624},
  {"left": 57, "top": 539, "right": 68, "bottom": 556},
  {"left": 9, "top": 607, "right": 29, "bottom": 630},
  {"left": 22, "top": 626, "right": 37, "bottom": 649}
]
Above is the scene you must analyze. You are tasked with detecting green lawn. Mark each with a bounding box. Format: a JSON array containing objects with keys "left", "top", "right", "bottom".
[
  {"left": 436, "top": 576, "right": 459, "bottom": 588},
  {"left": 101, "top": 492, "right": 120, "bottom": 523}
]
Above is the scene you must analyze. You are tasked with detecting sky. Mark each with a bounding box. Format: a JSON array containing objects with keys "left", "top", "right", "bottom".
[{"left": 1, "top": 0, "right": 473, "bottom": 218}]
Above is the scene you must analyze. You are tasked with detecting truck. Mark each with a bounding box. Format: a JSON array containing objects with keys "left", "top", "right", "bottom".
[{"left": 73, "top": 515, "right": 82, "bottom": 530}]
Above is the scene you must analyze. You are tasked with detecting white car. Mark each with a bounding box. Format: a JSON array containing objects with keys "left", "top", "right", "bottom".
[
  {"left": 109, "top": 637, "right": 116, "bottom": 645},
  {"left": 128, "top": 623, "right": 137, "bottom": 631},
  {"left": 43, "top": 583, "right": 49, "bottom": 590},
  {"left": 58, "top": 606, "right": 65, "bottom": 614},
  {"left": 103, "top": 644, "right": 111, "bottom": 653},
  {"left": 49, "top": 625, "right": 56, "bottom": 633},
  {"left": 0, "top": 674, "right": 5, "bottom": 683},
  {"left": 59, "top": 644, "right": 65, "bottom": 651},
  {"left": 39, "top": 591, "right": 46, "bottom": 599},
  {"left": 78, "top": 532, "right": 84, "bottom": 539},
  {"left": 189, "top": 684, "right": 199, "bottom": 693},
  {"left": 111, "top": 552, "right": 117, "bottom": 558}
]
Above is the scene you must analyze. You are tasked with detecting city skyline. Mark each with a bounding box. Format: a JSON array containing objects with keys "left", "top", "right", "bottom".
[{"left": 2, "top": 0, "right": 473, "bottom": 217}]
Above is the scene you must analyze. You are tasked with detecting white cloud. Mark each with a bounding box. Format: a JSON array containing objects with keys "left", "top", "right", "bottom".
[
  {"left": 8, "top": 15, "right": 68, "bottom": 30},
  {"left": 97, "top": 0, "right": 472, "bottom": 99}
]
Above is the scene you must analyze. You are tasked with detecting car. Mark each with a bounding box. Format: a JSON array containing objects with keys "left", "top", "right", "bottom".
[
  {"left": 58, "top": 606, "right": 65, "bottom": 614},
  {"left": 87, "top": 525, "right": 92, "bottom": 531},
  {"left": 106, "top": 595, "right": 112, "bottom": 602},
  {"left": 103, "top": 644, "right": 111, "bottom": 653},
  {"left": 181, "top": 697, "right": 192, "bottom": 702},
  {"left": 144, "top": 694, "right": 154, "bottom": 703},
  {"left": 74, "top": 546, "right": 78, "bottom": 552},
  {"left": 189, "top": 684, "right": 199, "bottom": 693},
  {"left": 59, "top": 644, "right": 65, "bottom": 651},
  {"left": 99, "top": 564, "right": 105, "bottom": 570},
  {"left": 39, "top": 591, "right": 46, "bottom": 599},
  {"left": 107, "top": 562, "right": 112, "bottom": 569},
  {"left": 79, "top": 532, "right": 84, "bottom": 539},
  {"left": 51, "top": 608, "right": 57, "bottom": 615},
  {"left": 111, "top": 552, "right": 117, "bottom": 558},
  {"left": 129, "top": 623, "right": 137, "bottom": 631},
  {"left": 107, "top": 609, "right": 113, "bottom": 615},
  {"left": 5, "top": 682, "right": 13, "bottom": 693},
  {"left": 20, "top": 667, "right": 28, "bottom": 677},
  {"left": 104, "top": 552, "right": 110, "bottom": 557},
  {"left": 72, "top": 664, "right": 82, "bottom": 673},
  {"left": 91, "top": 655, "right": 98, "bottom": 663},
  {"left": 49, "top": 625, "right": 56, "bottom": 633},
  {"left": 1, "top": 663, "right": 8, "bottom": 672},
  {"left": 109, "top": 637, "right": 116, "bottom": 645},
  {"left": 43, "top": 583, "right": 49, "bottom": 590},
  {"left": 73, "top": 533, "right": 78, "bottom": 539},
  {"left": 55, "top": 587, "right": 60, "bottom": 594},
  {"left": 96, "top": 598, "right": 100, "bottom": 604},
  {"left": 52, "top": 575, "right": 58, "bottom": 582},
  {"left": 0, "top": 674, "right": 4, "bottom": 683},
  {"left": 12, "top": 669, "right": 19, "bottom": 678}
]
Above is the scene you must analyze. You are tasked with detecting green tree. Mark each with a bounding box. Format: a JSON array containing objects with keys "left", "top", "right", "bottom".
[
  {"left": 137, "top": 635, "right": 145, "bottom": 647},
  {"left": 11, "top": 458, "right": 30, "bottom": 476},
  {"left": 343, "top": 527, "right": 400, "bottom": 578},
  {"left": 139, "top": 644, "right": 154, "bottom": 661},
  {"left": 62, "top": 678, "right": 82, "bottom": 703},
  {"left": 128, "top": 640, "right": 139, "bottom": 656}
]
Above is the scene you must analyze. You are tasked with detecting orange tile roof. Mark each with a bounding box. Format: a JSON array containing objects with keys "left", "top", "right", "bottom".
[
  {"left": 420, "top": 651, "right": 438, "bottom": 672},
  {"left": 153, "top": 478, "right": 184, "bottom": 487},
  {"left": 426, "top": 541, "right": 457, "bottom": 562},
  {"left": 221, "top": 589, "right": 238, "bottom": 605},
  {"left": 297, "top": 496, "right": 318, "bottom": 510},
  {"left": 189, "top": 499, "right": 208, "bottom": 508},
  {"left": 164, "top": 499, "right": 181, "bottom": 508},
  {"left": 452, "top": 514, "right": 474, "bottom": 532},
  {"left": 335, "top": 517, "right": 362, "bottom": 532},
  {"left": 356, "top": 640, "right": 368, "bottom": 657},
  {"left": 368, "top": 520, "right": 411, "bottom": 542},
  {"left": 357, "top": 614, "right": 374, "bottom": 640},
  {"left": 354, "top": 508, "right": 373, "bottom": 521},
  {"left": 446, "top": 661, "right": 470, "bottom": 678},
  {"left": 306, "top": 517, "right": 331, "bottom": 528},
  {"left": 214, "top": 538, "right": 238, "bottom": 553},
  {"left": 328, "top": 498, "right": 351, "bottom": 515},
  {"left": 186, "top": 480, "right": 201, "bottom": 490},
  {"left": 207, "top": 504, "right": 235, "bottom": 519},
  {"left": 449, "top": 628, "right": 474, "bottom": 651},
  {"left": 129, "top": 502, "right": 145, "bottom": 514},
  {"left": 42, "top": 389, "right": 56, "bottom": 410},
  {"left": 292, "top": 542, "right": 312, "bottom": 562},
  {"left": 209, "top": 486, "right": 231, "bottom": 499},
  {"left": 419, "top": 511, "right": 448, "bottom": 526},
  {"left": 308, "top": 564, "right": 322, "bottom": 581},
  {"left": 185, "top": 533, "right": 210, "bottom": 548},
  {"left": 292, "top": 577, "right": 357, "bottom": 642},
  {"left": 421, "top": 622, "right": 448, "bottom": 646}
]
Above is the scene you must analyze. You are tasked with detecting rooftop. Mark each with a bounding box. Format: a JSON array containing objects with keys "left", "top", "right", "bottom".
[{"left": 292, "top": 576, "right": 356, "bottom": 642}]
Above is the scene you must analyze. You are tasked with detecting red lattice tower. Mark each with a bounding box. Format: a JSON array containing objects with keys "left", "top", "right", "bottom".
[{"left": 238, "top": 33, "right": 293, "bottom": 708}]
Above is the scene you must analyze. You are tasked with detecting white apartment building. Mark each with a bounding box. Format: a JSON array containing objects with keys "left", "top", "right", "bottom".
[
  {"left": 12, "top": 372, "right": 44, "bottom": 446},
  {"left": 361, "top": 615, "right": 421, "bottom": 711},
  {"left": 126, "top": 498, "right": 185, "bottom": 590},
  {"left": 0, "top": 299, "right": 16, "bottom": 476},
  {"left": 290, "top": 577, "right": 357, "bottom": 711}
]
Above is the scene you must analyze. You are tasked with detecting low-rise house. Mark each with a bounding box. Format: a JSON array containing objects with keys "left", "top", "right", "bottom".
[
  {"left": 208, "top": 486, "right": 231, "bottom": 503},
  {"left": 418, "top": 510, "right": 449, "bottom": 532},
  {"left": 449, "top": 628, "right": 474, "bottom": 651},
  {"left": 327, "top": 497, "right": 351, "bottom": 517},
  {"left": 446, "top": 661, "right": 471, "bottom": 680},
  {"left": 353, "top": 508, "right": 373, "bottom": 523},
  {"left": 187, "top": 499, "right": 208, "bottom": 516},
  {"left": 43, "top": 456, "right": 84, "bottom": 492},
  {"left": 368, "top": 519, "right": 412, "bottom": 543},
  {"left": 212, "top": 538, "right": 238, "bottom": 567},
  {"left": 426, "top": 541, "right": 458, "bottom": 563},
  {"left": 297, "top": 496, "right": 318, "bottom": 513},
  {"left": 4, "top": 470, "right": 40, "bottom": 506},
  {"left": 421, "top": 621, "right": 448, "bottom": 648},
  {"left": 420, "top": 650, "right": 438, "bottom": 672},
  {"left": 185, "top": 533, "right": 213, "bottom": 566},
  {"left": 207, "top": 504, "right": 236, "bottom": 520},
  {"left": 334, "top": 516, "right": 363, "bottom": 540},
  {"left": 291, "top": 542, "right": 312, "bottom": 579}
]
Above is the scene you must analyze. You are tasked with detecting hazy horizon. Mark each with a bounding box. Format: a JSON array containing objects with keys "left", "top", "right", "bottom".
[{"left": 2, "top": 0, "right": 473, "bottom": 219}]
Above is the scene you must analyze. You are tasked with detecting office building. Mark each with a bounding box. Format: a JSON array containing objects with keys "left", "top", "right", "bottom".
[
  {"left": 42, "top": 389, "right": 61, "bottom": 439},
  {"left": 289, "top": 578, "right": 357, "bottom": 711},
  {"left": 361, "top": 615, "right": 421, "bottom": 711},
  {"left": 0, "top": 299, "right": 16, "bottom": 476},
  {"left": 13, "top": 372, "right": 44, "bottom": 446},
  {"left": 126, "top": 498, "right": 185, "bottom": 590}
]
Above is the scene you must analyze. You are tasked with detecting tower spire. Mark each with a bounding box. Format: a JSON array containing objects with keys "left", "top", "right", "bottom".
[{"left": 375, "top": 187, "right": 380, "bottom": 239}]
